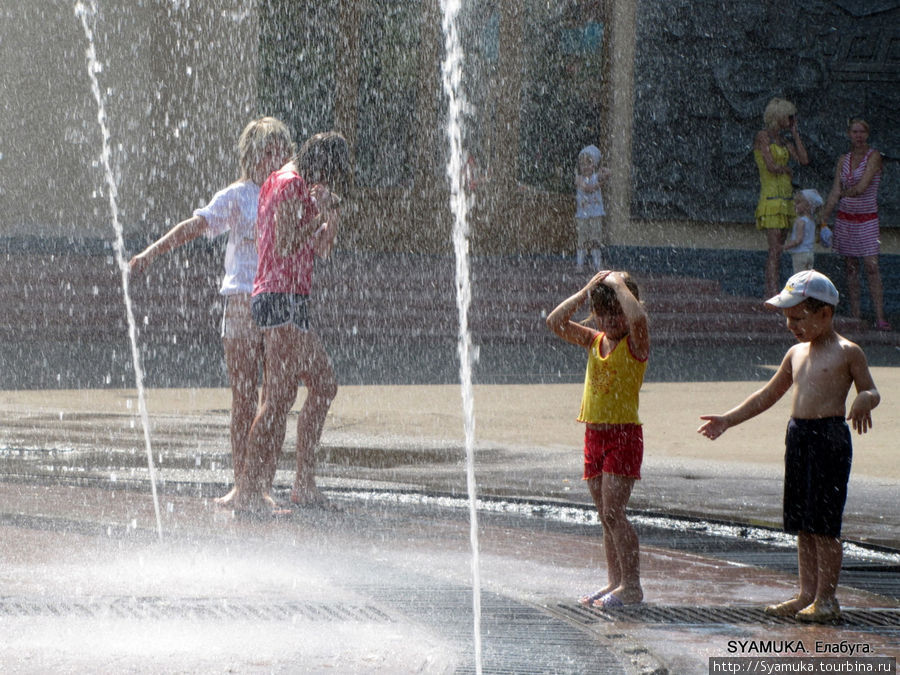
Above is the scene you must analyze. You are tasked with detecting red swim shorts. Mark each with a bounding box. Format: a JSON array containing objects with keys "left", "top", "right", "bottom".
[{"left": 583, "top": 425, "right": 643, "bottom": 480}]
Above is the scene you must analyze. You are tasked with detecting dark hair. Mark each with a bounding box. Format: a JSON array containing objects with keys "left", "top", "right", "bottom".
[
  {"left": 296, "top": 131, "right": 351, "bottom": 191},
  {"left": 589, "top": 273, "right": 640, "bottom": 316},
  {"left": 801, "top": 297, "right": 835, "bottom": 315}
]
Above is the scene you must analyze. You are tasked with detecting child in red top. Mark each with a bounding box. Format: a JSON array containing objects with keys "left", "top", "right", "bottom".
[{"left": 234, "top": 132, "right": 350, "bottom": 515}]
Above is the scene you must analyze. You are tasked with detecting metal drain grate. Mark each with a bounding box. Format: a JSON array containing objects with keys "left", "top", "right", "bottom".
[
  {"left": 553, "top": 602, "right": 900, "bottom": 630},
  {"left": 0, "top": 596, "right": 394, "bottom": 623}
]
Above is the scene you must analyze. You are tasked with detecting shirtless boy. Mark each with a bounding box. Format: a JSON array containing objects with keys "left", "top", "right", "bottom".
[{"left": 698, "top": 270, "right": 880, "bottom": 623}]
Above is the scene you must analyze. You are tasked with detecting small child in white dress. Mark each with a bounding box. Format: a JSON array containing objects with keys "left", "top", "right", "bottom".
[
  {"left": 784, "top": 188, "right": 823, "bottom": 274},
  {"left": 574, "top": 145, "right": 611, "bottom": 269}
]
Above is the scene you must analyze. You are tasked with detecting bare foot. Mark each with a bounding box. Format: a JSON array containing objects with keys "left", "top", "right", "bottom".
[
  {"left": 290, "top": 482, "right": 327, "bottom": 507},
  {"left": 764, "top": 595, "right": 811, "bottom": 617},
  {"left": 232, "top": 490, "right": 282, "bottom": 516},
  {"left": 593, "top": 585, "right": 643, "bottom": 607},
  {"left": 579, "top": 585, "right": 616, "bottom": 606},
  {"left": 213, "top": 487, "right": 237, "bottom": 507}
]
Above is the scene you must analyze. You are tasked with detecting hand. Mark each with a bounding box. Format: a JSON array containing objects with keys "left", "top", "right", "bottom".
[
  {"left": 697, "top": 415, "right": 728, "bottom": 440},
  {"left": 583, "top": 270, "right": 613, "bottom": 293},
  {"left": 310, "top": 184, "right": 333, "bottom": 210},
  {"left": 847, "top": 399, "right": 874, "bottom": 434},
  {"left": 129, "top": 252, "right": 152, "bottom": 275}
]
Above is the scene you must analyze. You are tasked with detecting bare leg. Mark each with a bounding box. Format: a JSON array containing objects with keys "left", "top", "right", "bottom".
[
  {"left": 765, "top": 229, "right": 786, "bottom": 298},
  {"left": 582, "top": 476, "right": 618, "bottom": 602},
  {"left": 812, "top": 534, "right": 842, "bottom": 603},
  {"left": 597, "top": 472, "right": 642, "bottom": 605},
  {"left": 844, "top": 257, "right": 861, "bottom": 319},
  {"left": 768, "top": 532, "right": 817, "bottom": 615},
  {"left": 235, "top": 324, "right": 302, "bottom": 513},
  {"left": 862, "top": 255, "right": 886, "bottom": 325},
  {"left": 216, "top": 333, "right": 263, "bottom": 506},
  {"left": 289, "top": 331, "right": 337, "bottom": 505}
]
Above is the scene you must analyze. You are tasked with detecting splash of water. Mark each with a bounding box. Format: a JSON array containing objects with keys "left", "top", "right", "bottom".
[
  {"left": 440, "top": 1, "right": 482, "bottom": 673},
  {"left": 75, "top": 1, "right": 163, "bottom": 540}
]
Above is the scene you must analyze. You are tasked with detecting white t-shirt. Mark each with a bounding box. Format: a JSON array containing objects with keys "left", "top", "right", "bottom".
[{"left": 193, "top": 180, "right": 259, "bottom": 295}]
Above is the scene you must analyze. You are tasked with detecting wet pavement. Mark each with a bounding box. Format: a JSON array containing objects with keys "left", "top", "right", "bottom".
[{"left": 1, "top": 362, "right": 898, "bottom": 673}]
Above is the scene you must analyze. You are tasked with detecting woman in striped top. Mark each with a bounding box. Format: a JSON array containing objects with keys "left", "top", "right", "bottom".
[{"left": 822, "top": 119, "right": 888, "bottom": 330}]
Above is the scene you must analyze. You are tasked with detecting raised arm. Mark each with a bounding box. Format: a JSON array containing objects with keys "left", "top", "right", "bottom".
[
  {"left": 129, "top": 214, "right": 208, "bottom": 274},
  {"left": 546, "top": 272, "right": 605, "bottom": 348},
  {"left": 698, "top": 350, "right": 794, "bottom": 440},
  {"left": 608, "top": 272, "right": 649, "bottom": 360},
  {"left": 786, "top": 116, "right": 809, "bottom": 166}
]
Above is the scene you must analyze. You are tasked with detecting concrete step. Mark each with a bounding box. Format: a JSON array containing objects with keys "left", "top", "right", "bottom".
[{"left": 1, "top": 251, "right": 895, "bottom": 348}]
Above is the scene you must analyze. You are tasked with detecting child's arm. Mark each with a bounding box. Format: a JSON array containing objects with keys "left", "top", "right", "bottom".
[
  {"left": 546, "top": 271, "right": 606, "bottom": 348},
  {"left": 575, "top": 173, "right": 599, "bottom": 193},
  {"left": 783, "top": 219, "right": 804, "bottom": 250},
  {"left": 607, "top": 272, "right": 650, "bottom": 361},
  {"left": 275, "top": 196, "right": 324, "bottom": 257},
  {"left": 846, "top": 346, "right": 880, "bottom": 434},
  {"left": 698, "top": 351, "right": 794, "bottom": 440},
  {"left": 129, "top": 215, "right": 208, "bottom": 274},
  {"left": 312, "top": 190, "right": 341, "bottom": 258}
]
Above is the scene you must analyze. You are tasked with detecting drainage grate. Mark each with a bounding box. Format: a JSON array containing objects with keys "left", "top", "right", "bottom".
[
  {"left": 553, "top": 602, "right": 900, "bottom": 630},
  {"left": 0, "top": 596, "right": 394, "bottom": 623}
]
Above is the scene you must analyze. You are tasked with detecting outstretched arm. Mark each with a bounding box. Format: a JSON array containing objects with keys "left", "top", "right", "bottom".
[
  {"left": 129, "top": 215, "right": 208, "bottom": 274},
  {"left": 698, "top": 351, "right": 794, "bottom": 440}
]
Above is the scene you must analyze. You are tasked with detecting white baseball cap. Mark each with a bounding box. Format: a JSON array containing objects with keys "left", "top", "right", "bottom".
[{"left": 766, "top": 270, "right": 839, "bottom": 308}]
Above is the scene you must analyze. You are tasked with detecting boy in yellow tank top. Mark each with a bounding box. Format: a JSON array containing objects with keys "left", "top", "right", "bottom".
[{"left": 547, "top": 270, "right": 649, "bottom": 608}]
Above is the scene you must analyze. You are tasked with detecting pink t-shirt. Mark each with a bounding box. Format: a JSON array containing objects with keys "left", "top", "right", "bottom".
[{"left": 253, "top": 166, "right": 318, "bottom": 296}]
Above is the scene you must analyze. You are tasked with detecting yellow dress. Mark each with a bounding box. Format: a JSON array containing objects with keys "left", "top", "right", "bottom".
[{"left": 754, "top": 143, "right": 794, "bottom": 230}]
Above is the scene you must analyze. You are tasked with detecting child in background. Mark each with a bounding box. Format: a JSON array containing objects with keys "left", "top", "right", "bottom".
[
  {"left": 783, "top": 189, "right": 822, "bottom": 274},
  {"left": 699, "top": 270, "right": 880, "bottom": 623},
  {"left": 547, "top": 270, "right": 649, "bottom": 608},
  {"left": 129, "top": 117, "right": 293, "bottom": 507},
  {"left": 574, "top": 145, "right": 611, "bottom": 269}
]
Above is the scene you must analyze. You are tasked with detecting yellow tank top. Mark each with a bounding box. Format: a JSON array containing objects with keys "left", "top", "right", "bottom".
[{"left": 577, "top": 333, "right": 647, "bottom": 425}]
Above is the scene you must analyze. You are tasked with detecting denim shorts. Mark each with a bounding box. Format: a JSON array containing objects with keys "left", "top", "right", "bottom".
[{"left": 251, "top": 293, "right": 310, "bottom": 331}]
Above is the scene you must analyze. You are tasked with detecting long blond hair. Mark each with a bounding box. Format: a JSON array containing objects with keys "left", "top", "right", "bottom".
[{"left": 237, "top": 116, "right": 293, "bottom": 180}]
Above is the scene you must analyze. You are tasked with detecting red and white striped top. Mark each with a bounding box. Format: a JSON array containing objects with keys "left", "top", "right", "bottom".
[{"left": 839, "top": 149, "right": 881, "bottom": 217}]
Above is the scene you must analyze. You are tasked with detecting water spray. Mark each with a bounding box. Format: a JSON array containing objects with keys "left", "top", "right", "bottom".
[
  {"left": 440, "top": 0, "right": 483, "bottom": 672},
  {"left": 75, "top": 1, "right": 163, "bottom": 540}
]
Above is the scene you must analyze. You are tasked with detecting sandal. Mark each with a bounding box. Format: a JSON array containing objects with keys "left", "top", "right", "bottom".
[{"left": 875, "top": 320, "right": 892, "bottom": 331}]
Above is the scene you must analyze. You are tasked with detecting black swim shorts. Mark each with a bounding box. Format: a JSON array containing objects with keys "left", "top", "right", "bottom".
[
  {"left": 251, "top": 293, "right": 310, "bottom": 331},
  {"left": 782, "top": 416, "right": 852, "bottom": 538}
]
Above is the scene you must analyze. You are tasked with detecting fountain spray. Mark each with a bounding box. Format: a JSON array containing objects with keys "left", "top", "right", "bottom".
[{"left": 75, "top": 1, "right": 163, "bottom": 540}]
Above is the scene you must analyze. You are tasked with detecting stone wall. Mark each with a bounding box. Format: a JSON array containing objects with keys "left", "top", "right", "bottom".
[{"left": 631, "top": 0, "right": 898, "bottom": 226}]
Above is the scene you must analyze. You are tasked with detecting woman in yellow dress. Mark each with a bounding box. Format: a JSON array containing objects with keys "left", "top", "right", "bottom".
[{"left": 754, "top": 98, "right": 809, "bottom": 297}]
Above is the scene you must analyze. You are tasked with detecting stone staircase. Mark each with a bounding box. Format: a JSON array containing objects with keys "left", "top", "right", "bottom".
[{"left": 0, "top": 249, "right": 893, "bottom": 351}]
